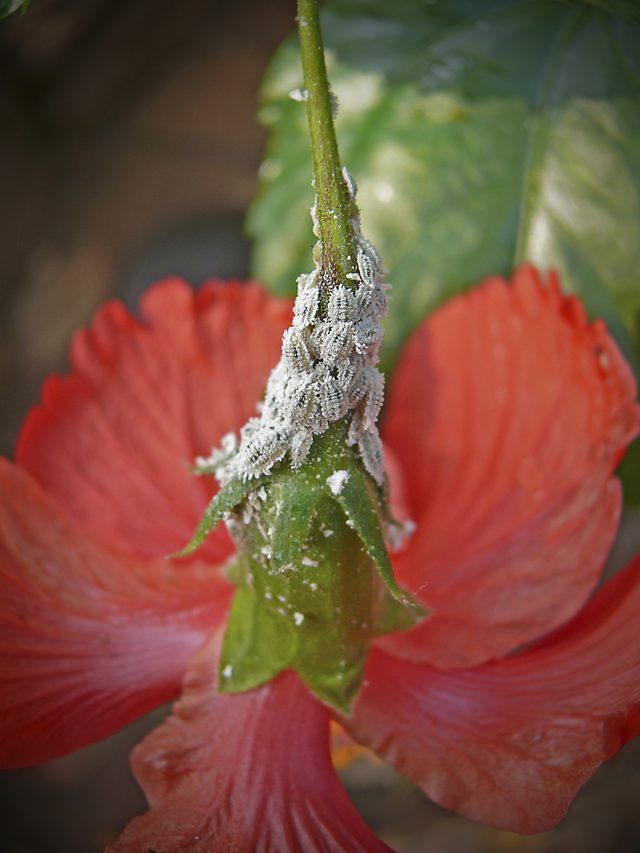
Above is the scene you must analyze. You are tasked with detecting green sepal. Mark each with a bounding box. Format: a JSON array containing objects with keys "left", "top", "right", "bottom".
[
  {"left": 270, "top": 476, "right": 323, "bottom": 570},
  {"left": 334, "top": 462, "right": 409, "bottom": 605},
  {"left": 173, "top": 475, "right": 266, "bottom": 558},
  {"left": 218, "top": 579, "right": 294, "bottom": 693}
]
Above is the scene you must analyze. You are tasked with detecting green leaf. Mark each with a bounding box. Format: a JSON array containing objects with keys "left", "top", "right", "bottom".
[
  {"left": 248, "top": 0, "right": 640, "bottom": 378},
  {"left": 174, "top": 475, "right": 265, "bottom": 557},
  {"left": 0, "top": 0, "right": 29, "bottom": 19}
]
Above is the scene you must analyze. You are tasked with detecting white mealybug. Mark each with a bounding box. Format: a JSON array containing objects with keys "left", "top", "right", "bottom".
[
  {"left": 347, "top": 407, "right": 364, "bottom": 447},
  {"left": 356, "top": 248, "right": 377, "bottom": 288},
  {"left": 293, "top": 284, "right": 319, "bottom": 329},
  {"left": 328, "top": 284, "right": 357, "bottom": 323},
  {"left": 282, "top": 328, "right": 314, "bottom": 374},
  {"left": 239, "top": 416, "right": 261, "bottom": 443},
  {"left": 342, "top": 166, "right": 358, "bottom": 201},
  {"left": 290, "top": 428, "right": 314, "bottom": 468},
  {"left": 262, "top": 363, "right": 290, "bottom": 421},
  {"left": 354, "top": 283, "right": 372, "bottom": 315},
  {"left": 358, "top": 429, "right": 385, "bottom": 484},
  {"left": 235, "top": 424, "right": 289, "bottom": 479},
  {"left": 362, "top": 368, "right": 385, "bottom": 430},
  {"left": 213, "top": 163, "right": 388, "bottom": 482},
  {"left": 311, "top": 413, "right": 329, "bottom": 437},
  {"left": 343, "top": 362, "right": 367, "bottom": 406},
  {"left": 318, "top": 322, "right": 353, "bottom": 368},
  {"left": 357, "top": 236, "right": 383, "bottom": 273},
  {"left": 281, "top": 375, "right": 315, "bottom": 425},
  {"left": 261, "top": 395, "right": 283, "bottom": 424},
  {"left": 319, "top": 375, "right": 346, "bottom": 421},
  {"left": 370, "top": 282, "right": 389, "bottom": 317},
  {"left": 305, "top": 267, "right": 319, "bottom": 290},
  {"left": 336, "top": 356, "right": 359, "bottom": 390},
  {"left": 354, "top": 315, "right": 384, "bottom": 354}
]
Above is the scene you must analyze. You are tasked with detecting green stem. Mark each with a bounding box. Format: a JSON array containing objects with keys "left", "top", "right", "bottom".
[{"left": 297, "top": 0, "right": 356, "bottom": 284}]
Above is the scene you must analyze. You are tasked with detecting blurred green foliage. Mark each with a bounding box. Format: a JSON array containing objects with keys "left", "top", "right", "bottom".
[
  {"left": 247, "top": 0, "right": 640, "bottom": 499},
  {"left": 0, "top": 0, "right": 29, "bottom": 19}
]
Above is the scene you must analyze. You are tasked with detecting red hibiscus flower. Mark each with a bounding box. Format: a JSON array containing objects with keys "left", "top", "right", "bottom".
[{"left": 1, "top": 265, "right": 639, "bottom": 850}]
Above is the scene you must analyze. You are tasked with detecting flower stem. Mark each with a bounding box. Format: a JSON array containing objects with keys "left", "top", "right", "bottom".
[{"left": 297, "top": 0, "right": 355, "bottom": 284}]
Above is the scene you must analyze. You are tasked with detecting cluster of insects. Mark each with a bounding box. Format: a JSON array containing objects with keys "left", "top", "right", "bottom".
[{"left": 209, "top": 167, "right": 389, "bottom": 486}]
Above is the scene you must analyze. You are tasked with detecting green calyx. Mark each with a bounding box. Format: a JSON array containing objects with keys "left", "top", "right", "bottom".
[{"left": 180, "top": 423, "right": 426, "bottom": 712}]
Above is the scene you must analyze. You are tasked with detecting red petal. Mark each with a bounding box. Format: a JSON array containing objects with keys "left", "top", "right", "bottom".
[
  {"left": 110, "top": 635, "right": 390, "bottom": 853},
  {"left": 17, "top": 280, "right": 291, "bottom": 560},
  {"left": 0, "top": 460, "right": 231, "bottom": 768},
  {"left": 346, "top": 557, "right": 640, "bottom": 834},
  {"left": 383, "top": 266, "right": 639, "bottom": 667}
]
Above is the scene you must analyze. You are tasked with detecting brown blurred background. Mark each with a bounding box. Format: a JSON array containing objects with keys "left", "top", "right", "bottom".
[{"left": 1, "top": 1, "right": 639, "bottom": 851}]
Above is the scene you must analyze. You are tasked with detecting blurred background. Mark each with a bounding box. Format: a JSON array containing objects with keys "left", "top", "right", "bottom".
[{"left": 1, "top": 0, "right": 639, "bottom": 851}]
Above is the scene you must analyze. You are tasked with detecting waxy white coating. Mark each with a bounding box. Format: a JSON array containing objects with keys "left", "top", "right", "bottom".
[{"left": 202, "top": 168, "right": 389, "bottom": 486}]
